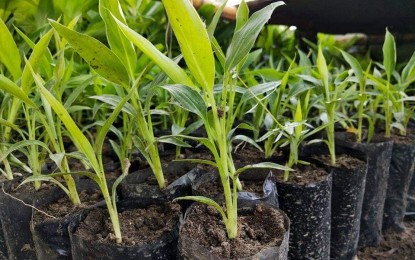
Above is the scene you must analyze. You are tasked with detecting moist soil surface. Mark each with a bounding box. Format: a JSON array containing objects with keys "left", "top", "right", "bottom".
[
  {"left": 195, "top": 174, "right": 265, "bottom": 196},
  {"left": 32, "top": 189, "right": 103, "bottom": 224},
  {"left": 313, "top": 153, "right": 366, "bottom": 169},
  {"left": 180, "top": 203, "right": 286, "bottom": 259},
  {"left": 358, "top": 217, "right": 415, "bottom": 259},
  {"left": 274, "top": 163, "right": 329, "bottom": 185},
  {"left": 74, "top": 203, "right": 181, "bottom": 246}
]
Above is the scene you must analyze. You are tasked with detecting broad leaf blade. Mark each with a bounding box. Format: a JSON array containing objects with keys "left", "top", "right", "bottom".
[
  {"left": 21, "top": 29, "right": 54, "bottom": 93},
  {"left": 162, "top": 0, "right": 215, "bottom": 91},
  {"left": 0, "top": 18, "right": 21, "bottom": 80},
  {"left": 0, "top": 75, "right": 36, "bottom": 107},
  {"left": 99, "top": 0, "right": 136, "bottom": 77},
  {"left": 225, "top": 1, "right": 284, "bottom": 71},
  {"left": 111, "top": 13, "right": 195, "bottom": 88},
  {"left": 49, "top": 20, "right": 129, "bottom": 86},
  {"left": 383, "top": 29, "right": 396, "bottom": 80},
  {"left": 340, "top": 50, "right": 363, "bottom": 84},
  {"left": 162, "top": 85, "right": 208, "bottom": 121}
]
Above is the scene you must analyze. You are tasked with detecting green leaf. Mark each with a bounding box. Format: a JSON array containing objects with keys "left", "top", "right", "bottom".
[
  {"left": 232, "top": 135, "right": 263, "bottom": 152},
  {"left": 383, "top": 28, "right": 396, "bottom": 80},
  {"left": 294, "top": 101, "right": 303, "bottom": 138},
  {"left": 161, "top": 85, "right": 207, "bottom": 121},
  {"left": 340, "top": 50, "right": 363, "bottom": 85},
  {"left": 235, "top": 0, "right": 249, "bottom": 31},
  {"left": 317, "top": 45, "right": 330, "bottom": 100},
  {"left": 49, "top": 19, "right": 129, "bottom": 86},
  {"left": 174, "top": 196, "right": 227, "bottom": 222},
  {"left": 110, "top": 13, "right": 195, "bottom": 88},
  {"left": 174, "top": 158, "right": 217, "bottom": 168},
  {"left": 21, "top": 29, "right": 54, "bottom": 93},
  {"left": 20, "top": 175, "right": 70, "bottom": 195},
  {"left": 0, "top": 18, "right": 21, "bottom": 80},
  {"left": 162, "top": 0, "right": 215, "bottom": 91},
  {"left": 90, "top": 95, "right": 135, "bottom": 115},
  {"left": 157, "top": 136, "right": 192, "bottom": 148},
  {"left": 234, "top": 162, "right": 292, "bottom": 176},
  {"left": 99, "top": 0, "right": 136, "bottom": 77},
  {"left": 0, "top": 75, "right": 36, "bottom": 107},
  {"left": 29, "top": 63, "right": 101, "bottom": 174},
  {"left": 94, "top": 81, "right": 139, "bottom": 156},
  {"left": 0, "top": 140, "right": 52, "bottom": 162},
  {"left": 225, "top": 1, "right": 284, "bottom": 71}
]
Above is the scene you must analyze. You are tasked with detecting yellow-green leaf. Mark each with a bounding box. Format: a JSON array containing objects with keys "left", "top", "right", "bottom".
[
  {"left": 0, "top": 75, "right": 36, "bottom": 107},
  {"left": 0, "top": 18, "right": 21, "bottom": 80},
  {"left": 162, "top": 0, "right": 215, "bottom": 91},
  {"left": 111, "top": 13, "right": 195, "bottom": 88}
]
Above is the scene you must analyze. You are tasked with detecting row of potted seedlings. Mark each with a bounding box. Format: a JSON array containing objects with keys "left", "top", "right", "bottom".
[{"left": 0, "top": 0, "right": 415, "bottom": 259}]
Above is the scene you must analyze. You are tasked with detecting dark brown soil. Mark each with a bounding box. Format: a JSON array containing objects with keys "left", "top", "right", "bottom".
[
  {"left": 195, "top": 175, "right": 265, "bottom": 196},
  {"left": 313, "top": 153, "right": 365, "bottom": 169},
  {"left": 74, "top": 203, "right": 181, "bottom": 246},
  {"left": 358, "top": 218, "right": 415, "bottom": 259},
  {"left": 32, "top": 189, "right": 103, "bottom": 224},
  {"left": 274, "top": 163, "right": 329, "bottom": 185},
  {"left": 180, "top": 203, "right": 287, "bottom": 259}
]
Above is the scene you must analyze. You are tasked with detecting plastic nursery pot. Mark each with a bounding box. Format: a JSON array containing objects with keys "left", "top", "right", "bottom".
[
  {"left": 31, "top": 179, "right": 102, "bottom": 260},
  {"left": 191, "top": 168, "right": 279, "bottom": 207},
  {"left": 407, "top": 172, "right": 415, "bottom": 220},
  {"left": 336, "top": 132, "right": 393, "bottom": 248},
  {"left": 0, "top": 176, "right": 66, "bottom": 260},
  {"left": 178, "top": 200, "right": 290, "bottom": 259},
  {"left": 117, "top": 161, "right": 194, "bottom": 204},
  {"left": 68, "top": 200, "right": 181, "bottom": 260},
  {"left": 302, "top": 143, "right": 368, "bottom": 259},
  {"left": 382, "top": 135, "right": 415, "bottom": 232},
  {"left": 275, "top": 163, "right": 332, "bottom": 260}
]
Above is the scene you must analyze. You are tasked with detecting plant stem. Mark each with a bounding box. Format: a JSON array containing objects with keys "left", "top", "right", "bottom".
[
  {"left": 327, "top": 103, "right": 336, "bottom": 166},
  {"left": 99, "top": 178, "right": 122, "bottom": 243}
]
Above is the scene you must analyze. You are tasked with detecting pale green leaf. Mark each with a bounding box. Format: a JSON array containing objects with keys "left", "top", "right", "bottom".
[
  {"left": 49, "top": 19, "right": 129, "bottom": 86},
  {"left": 317, "top": 45, "right": 330, "bottom": 100},
  {"left": 234, "top": 162, "right": 292, "bottom": 176},
  {"left": 99, "top": 0, "right": 136, "bottom": 77},
  {"left": 0, "top": 140, "right": 52, "bottom": 162},
  {"left": 161, "top": 85, "right": 207, "bottom": 121},
  {"left": 110, "top": 13, "right": 195, "bottom": 88},
  {"left": 341, "top": 50, "right": 363, "bottom": 85},
  {"left": 235, "top": 0, "right": 249, "bottom": 31},
  {"left": 225, "top": 1, "right": 284, "bottom": 71},
  {"left": 29, "top": 64, "right": 101, "bottom": 174},
  {"left": 21, "top": 29, "right": 54, "bottom": 93},
  {"left": 174, "top": 158, "right": 217, "bottom": 168},
  {"left": 0, "top": 18, "right": 21, "bottom": 80},
  {"left": 383, "top": 28, "right": 396, "bottom": 80},
  {"left": 0, "top": 75, "right": 36, "bottom": 107}
]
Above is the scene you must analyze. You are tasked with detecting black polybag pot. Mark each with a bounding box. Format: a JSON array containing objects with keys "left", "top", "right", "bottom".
[
  {"left": 382, "top": 137, "right": 415, "bottom": 232},
  {"left": 0, "top": 177, "right": 65, "bottom": 260},
  {"left": 407, "top": 171, "right": 415, "bottom": 220},
  {"left": 68, "top": 200, "right": 180, "bottom": 260},
  {"left": 302, "top": 143, "right": 368, "bottom": 259},
  {"left": 178, "top": 199, "right": 290, "bottom": 260},
  {"left": 31, "top": 180, "right": 101, "bottom": 260},
  {"left": 118, "top": 161, "right": 194, "bottom": 204},
  {"left": 191, "top": 169, "right": 279, "bottom": 207},
  {"left": 336, "top": 132, "right": 393, "bottom": 248},
  {"left": 276, "top": 167, "right": 332, "bottom": 260}
]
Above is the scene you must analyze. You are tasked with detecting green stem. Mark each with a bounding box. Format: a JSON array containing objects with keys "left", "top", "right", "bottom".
[
  {"left": 99, "top": 178, "right": 122, "bottom": 243},
  {"left": 327, "top": 104, "right": 336, "bottom": 166}
]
